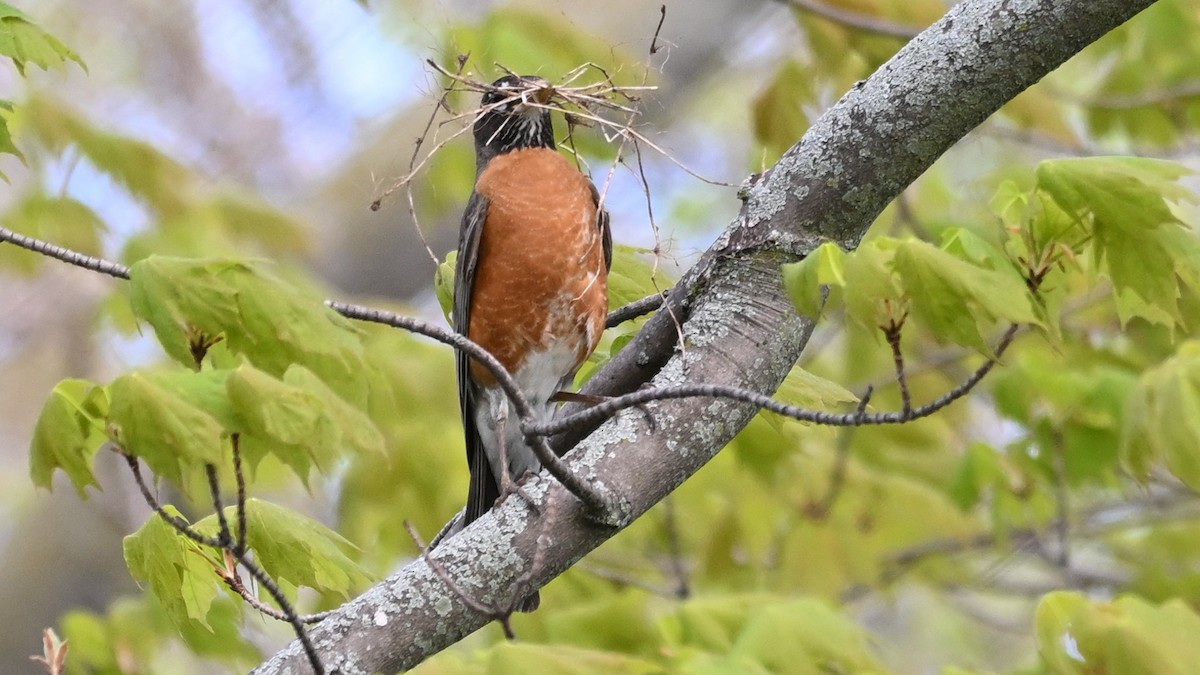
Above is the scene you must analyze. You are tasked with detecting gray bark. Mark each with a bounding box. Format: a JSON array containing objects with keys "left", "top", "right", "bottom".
[{"left": 255, "top": 0, "right": 1160, "bottom": 672}]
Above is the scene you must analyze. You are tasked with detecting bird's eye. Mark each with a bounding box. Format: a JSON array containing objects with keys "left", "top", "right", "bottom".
[{"left": 484, "top": 89, "right": 517, "bottom": 110}]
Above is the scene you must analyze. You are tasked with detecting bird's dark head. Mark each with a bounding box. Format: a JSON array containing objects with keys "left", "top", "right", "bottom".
[{"left": 473, "top": 75, "right": 556, "bottom": 168}]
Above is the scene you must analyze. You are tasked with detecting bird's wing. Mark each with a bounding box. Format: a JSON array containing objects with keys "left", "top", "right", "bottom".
[
  {"left": 590, "top": 181, "right": 613, "bottom": 272},
  {"left": 453, "top": 190, "right": 499, "bottom": 526}
]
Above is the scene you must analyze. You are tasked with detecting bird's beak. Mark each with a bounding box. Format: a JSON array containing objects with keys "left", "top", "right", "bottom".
[
  {"left": 530, "top": 83, "right": 553, "bottom": 105},
  {"left": 515, "top": 77, "right": 553, "bottom": 111}
]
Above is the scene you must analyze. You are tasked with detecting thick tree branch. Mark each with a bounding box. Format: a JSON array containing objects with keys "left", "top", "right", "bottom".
[{"left": 249, "top": 0, "right": 1157, "bottom": 670}]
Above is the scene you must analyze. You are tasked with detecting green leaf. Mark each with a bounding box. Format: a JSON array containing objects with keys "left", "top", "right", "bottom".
[
  {"left": 106, "top": 371, "right": 228, "bottom": 486},
  {"left": 782, "top": 242, "right": 845, "bottom": 320},
  {"left": 893, "top": 238, "right": 1039, "bottom": 352},
  {"left": 173, "top": 596, "right": 261, "bottom": 664},
  {"left": 435, "top": 250, "right": 457, "bottom": 322},
  {"left": 29, "top": 379, "right": 106, "bottom": 495},
  {"left": 59, "top": 610, "right": 117, "bottom": 671},
  {"left": 661, "top": 596, "right": 885, "bottom": 673},
  {"left": 1036, "top": 592, "right": 1200, "bottom": 675},
  {"left": 196, "top": 499, "right": 371, "bottom": 598},
  {"left": 1110, "top": 522, "right": 1200, "bottom": 606},
  {"left": 766, "top": 364, "right": 859, "bottom": 428},
  {"left": 0, "top": 194, "right": 106, "bottom": 273},
  {"left": 60, "top": 597, "right": 174, "bottom": 673},
  {"left": 1029, "top": 189, "right": 1087, "bottom": 253},
  {"left": 0, "top": 98, "right": 22, "bottom": 172},
  {"left": 459, "top": 642, "right": 662, "bottom": 675},
  {"left": 123, "top": 508, "right": 221, "bottom": 631},
  {"left": 446, "top": 9, "right": 643, "bottom": 123},
  {"left": 1122, "top": 341, "right": 1200, "bottom": 491},
  {"left": 607, "top": 244, "right": 668, "bottom": 311},
  {"left": 207, "top": 195, "right": 311, "bottom": 256},
  {"left": 226, "top": 365, "right": 329, "bottom": 481},
  {"left": 17, "top": 97, "right": 190, "bottom": 216},
  {"left": 540, "top": 591, "right": 660, "bottom": 658},
  {"left": 1075, "top": 1, "right": 1200, "bottom": 145},
  {"left": 128, "top": 256, "right": 374, "bottom": 408},
  {"left": 1034, "top": 592, "right": 1092, "bottom": 675},
  {"left": 727, "top": 415, "right": 794, "bottom": 484},
  {"left": 938, "top": 227, "right": 1009, "bottom": 269},
  {"left": 1037, "top": 157, "right": 1197, "bottom": 329},
  {"left": 752, "top": 60, "right": 815, "bottom": 162},
  {"left": 0, "top": 3, "right": 86, "bottom": 76},
  {"left": 228, "top": 364, "right": 385, "bottom": 483},
  {"left": 947, "top": 442, "right": 1003, "bottom": 511},
  {"left": 79, "top": 130, "right": 192, "bottom": 217},
  {"left": 841, "top": 238, "right": 905, "bottom": 333}
]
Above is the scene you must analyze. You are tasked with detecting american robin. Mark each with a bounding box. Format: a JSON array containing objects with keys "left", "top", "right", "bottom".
[{"left": 451, "top": 75, "right": 612, "bottom": 611}]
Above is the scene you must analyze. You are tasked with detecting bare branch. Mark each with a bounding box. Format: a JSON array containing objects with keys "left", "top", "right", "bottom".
[
  {"left": 1072, "top": 80, "right": 1200, "bottom": 109},
  {"left": 220, "top": 553, "right": 331, "bottom": 625},
  {"left": 809, "top": 386, "right": 874, "bottom": 517},
  {"left": 232, "top": 434, "right": 248, "bottom": 556},
  {"left": 233, "top": 548, "right": 326, "bottom": 674},
  {"left": 777, "top": 0, "right": 923, "bottom": 40},
  {"left": 119, "top": 448, "right": 325, "bottom": 673},
  {"left": 0, "top": 226, "right": 130, "bottom": 279},
  {"left": 607, "top": 291, "right": 667, "bottom": 328},
  {"left": 883, "top": 319, "right": 912, "bottom": 416},
  {"left": 325, "top": 300, "right": 620, "bottom": 522},
  {"left": 530, "top": 324, "right": 1020, "bottom": 438},
  {"left": 3, "top": 220, "right": 621, "bottom": 522},
  {"left": 660, "top": 496, "right": 691, "bottom": 599},
  {"left": 207, "top": 464, "right": 232, "bottom": 548},
  {"left": 650, "top": 5, "right": 667, "bottom": 55},
  {"left": 404, "top": 521, "right": 516, "bottom": 639},
  {"left": 117, "top": 449, "right": 224, "bottom": 548}
]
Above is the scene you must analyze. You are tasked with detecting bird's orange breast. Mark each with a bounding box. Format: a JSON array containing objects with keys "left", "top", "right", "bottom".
[{"left": 468, "top": 147, "right": 608, "bottom": 386}]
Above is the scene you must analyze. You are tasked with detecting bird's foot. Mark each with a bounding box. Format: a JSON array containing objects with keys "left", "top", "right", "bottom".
[{"left": 496, "top": 469, "right": 543, "bottom": 516}]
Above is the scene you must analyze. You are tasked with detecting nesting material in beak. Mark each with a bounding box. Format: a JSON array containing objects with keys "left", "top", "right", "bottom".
[{"left": 513, "top": 76, "right": 553, "bottom": 114}]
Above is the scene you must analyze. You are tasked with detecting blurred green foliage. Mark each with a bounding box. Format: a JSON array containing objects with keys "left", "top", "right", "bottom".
[{"left": 7, "top": 1, "right": 1200, "bottom": 674}]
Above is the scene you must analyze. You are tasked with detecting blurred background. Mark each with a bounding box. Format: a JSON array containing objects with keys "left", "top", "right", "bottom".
[
  {"left": 3, "top": 0, "right": 1200, "bottom": 673},
  {"left": 0, "top": 1, "right": 771, "bottom": 669}
]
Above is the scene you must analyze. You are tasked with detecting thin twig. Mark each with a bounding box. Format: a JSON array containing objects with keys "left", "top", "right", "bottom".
[
  {"left": 233, "top": 549, "right": 326, "bottom": 674},
  {"left": 1072, "top": 80, "right": 1200, "bottom": 110},
  {"left": 371, "top": 55, "right": 470, "bottom": 268},
  {"left": 810, "top": 386, "right": 874, "bottom": 517},
  {"left": 421, "top": 59, "right": 736, "bottom": 188},
  {"left": 220, "top": 554, "right": 331, "bottom": 625},
  {"left": 327, "top": 300, "right": 615, "bottom": 518},
  {"left": 578, "top": 563, "right": 682, "bottom": 598},
  {"left": 607, "top": 291, "right": 667, "bottom": 328},
  {"left": 529, "top": 324, "right": 1020, "bottom": 437},
  {"left": 232, "top": 434, "right": 248, "bottom": 556},
  {"left": 404, "top": 521, "right": 513, "bottom": 637},
  {"left": 119, "top": 448, "right": 325, "bottom": 674},
  {"left": 660, "top": 496, "right": 690, "bottom": 598},
  {"left": 118, "top": 450, "right": 224, "bottom": 548},
  {"left": 883, "top": 486, "right": 1200, "bottom": 584},
  {"left": 2, "top": 225, "right": 616, "bottom": 522},
  {"left": 1051, "top": 428, "right": 1071, "bottom": 573},
  {"left": 884, "top": 320, "right": 912, "bottom": 416},
  {"left": 206, "top": 464, "right": 232, "bottom": 548},
  {"left": 0, "top": 226, "right": 130, "bottom": 279},
  {"left": 779, "top": 0, "right": 923, "bottom": 39},
  {"left": 650, "top": 5, "right": 667, "bottom": 54}
]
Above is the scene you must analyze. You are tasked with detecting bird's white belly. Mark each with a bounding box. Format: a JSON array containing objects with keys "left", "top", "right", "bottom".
[{"left": 473, "top": 340, "right": 581, "bottom": 484}]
